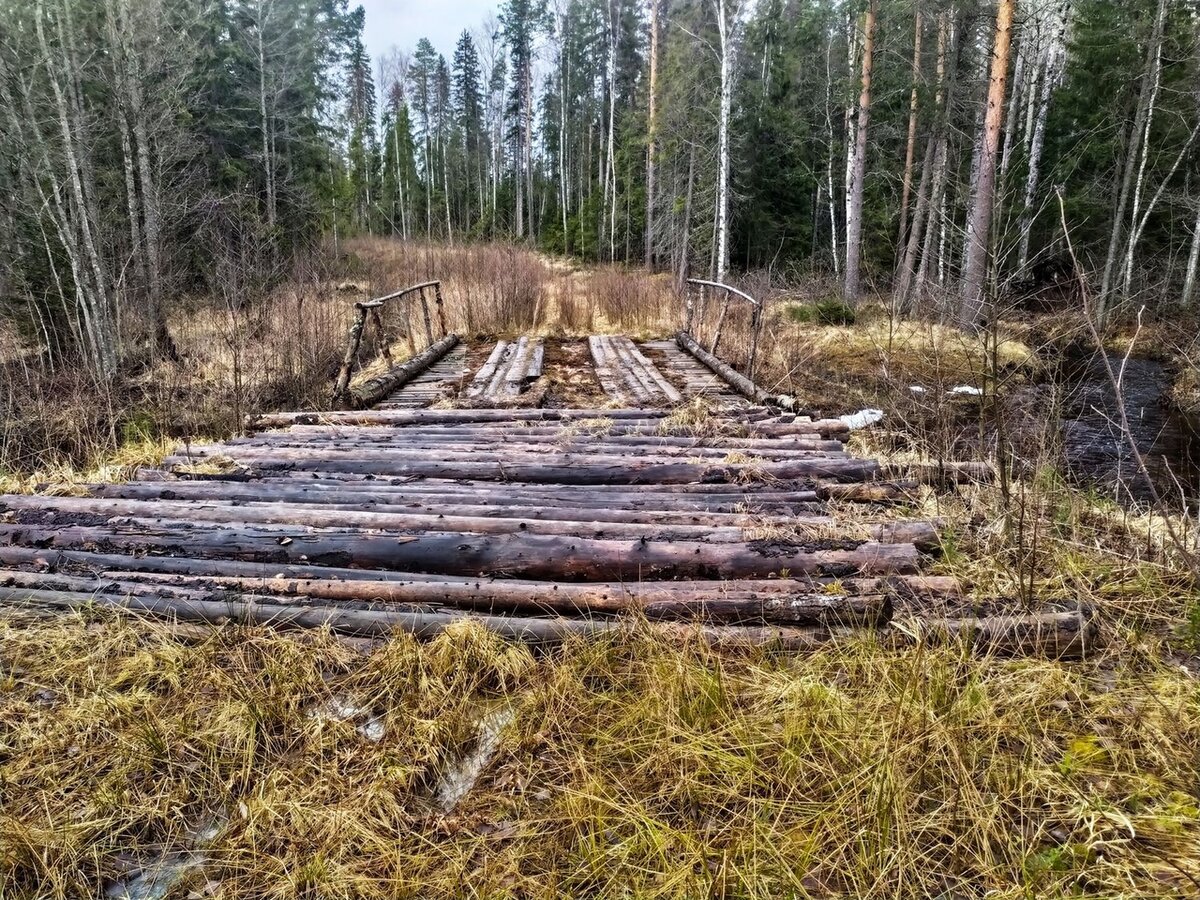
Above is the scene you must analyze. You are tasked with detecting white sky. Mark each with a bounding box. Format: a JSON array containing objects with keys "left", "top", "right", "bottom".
[{"left": 358, "top": 0, "right": 498, "bottom": 67}]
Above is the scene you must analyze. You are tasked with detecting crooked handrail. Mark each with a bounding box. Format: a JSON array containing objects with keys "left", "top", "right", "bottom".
[
  {"left": 333, "top": 280, "right": 448, "bottom": 404},
  {"left": 683, "top": 277, "right": 764, "bottom": 383}
]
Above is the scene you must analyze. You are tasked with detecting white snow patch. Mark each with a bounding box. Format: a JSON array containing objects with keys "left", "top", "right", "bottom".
[
  {"left": 838, "top": 408, "right": 885, "bottom": 430},
  {"left": 948, "top": 385, "right": 983, "bottom": 396}
]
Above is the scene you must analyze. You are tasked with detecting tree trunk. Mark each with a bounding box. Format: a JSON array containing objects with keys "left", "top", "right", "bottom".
[
  {"left": 1099, "top": 0, "right": 1167, "bottom": 321},
  {"left": 713, "top": 0, "right": 736, "bottom": 281},
  {"left": 843, "top": 0, "right": 877, "bottom": 304},
  {"left": 645, "top": 0, "right": 660, "bottom": 268},
  {"left": 898, "top": 6, "right": 923, "bottom": 251},
  {"left": 958, "top": 0, "right": 1015, "bottom": 330}
]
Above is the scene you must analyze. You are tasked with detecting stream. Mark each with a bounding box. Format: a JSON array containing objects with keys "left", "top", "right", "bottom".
[{"left": 1059, "top": 352, "right": 1200, "bottom": 507}]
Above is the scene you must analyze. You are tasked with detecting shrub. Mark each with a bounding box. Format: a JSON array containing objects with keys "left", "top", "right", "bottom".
[{"left": 784, "top": 298, "right": 856, "bottom": 326}]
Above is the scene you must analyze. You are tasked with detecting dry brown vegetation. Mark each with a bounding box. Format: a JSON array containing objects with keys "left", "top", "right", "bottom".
[{"left": 2, "top": 617, "right": 1199, "bottom": 899}]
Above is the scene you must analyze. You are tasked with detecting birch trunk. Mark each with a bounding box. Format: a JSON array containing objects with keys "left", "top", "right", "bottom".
[
  {"left": 898, "top": 6, "right": 923, "bottom": 250},
  {"left": 1183, "top": 199, "right": 1200, "bottom": 307},
  {"left": 843, "top": 0, "right": 877, "bottom": 303},
  {"left": 713, "top": 0, "right": 735, "bottom": 281},
  {"left": 958, "top": 0, "right": 1015, "bottom": 330},
  {"left": 1099, "top": 0, "right": 1167, "bottom": 320},
  {"left": 645, "top": 0, "right": 660, "bottom": 268}
]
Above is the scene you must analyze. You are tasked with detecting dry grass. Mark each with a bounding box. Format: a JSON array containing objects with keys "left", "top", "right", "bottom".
[{"left": 1, "top": 616, "right": 1198, "bottom": 898}]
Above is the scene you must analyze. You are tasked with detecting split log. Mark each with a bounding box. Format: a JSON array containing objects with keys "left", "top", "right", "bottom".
[
  {"left": 0, "top": 522, "right": 921, "bottom": 580},
  {"left": 466, "top": 341, "right": 509, "bottom": 398},
  {"left": 347, "top": 334, "right": 460, "bottom": 409},
  {"left": 676, "top": 330, "right": 797, "bottom": 410}
]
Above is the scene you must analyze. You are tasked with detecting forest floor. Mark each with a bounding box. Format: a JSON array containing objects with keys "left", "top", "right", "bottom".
[{"left": 2, "top": 239, "right": 1200, "bottom": 897}]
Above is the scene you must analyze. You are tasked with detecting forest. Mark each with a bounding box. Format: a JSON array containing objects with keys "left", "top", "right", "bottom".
[
  {"left": 2, "top": 0, "right": 1200, "bottom": 385},
  {"left": 3, "top": 2, "right": 1200, "bottom": 897}
]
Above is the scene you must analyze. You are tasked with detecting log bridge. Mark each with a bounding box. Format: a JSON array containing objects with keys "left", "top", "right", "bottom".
[{"left": 0, "top": 281, "right": 1096, "bottom": 657}]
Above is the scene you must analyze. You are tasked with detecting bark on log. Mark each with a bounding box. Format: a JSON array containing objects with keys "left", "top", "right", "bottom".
[
  {"left": 92, "top": 480, "right": 825, "bottom": 514},
  {"left": 1, "top": 494, "right": 941, "bottom": 550},
  {"left": 162, "top": 452, "right": 881, "bottom": 486},
  {"left": 676, "top": 330, "right": 797, "bottom": 410},
  {"left": 0, "top": 545, "right": 961, "bottom": 600},
  {"left": 0, "top": 522, "right": 920, "bottom": 580},
  {"left": 902, "top": 607, "right": 1100, "bottom": 660},
  {"left": 248, "top": 407, "right": 674, "bottom": 429},
  {"left": 0, "top": 584, "right": 849, "bottom": 649},
  {"left": 0, "top": 567, "right": 888, "bottom": 626},
  {"left": 347, "top": 333, "right": 460, "bottom": 409}
]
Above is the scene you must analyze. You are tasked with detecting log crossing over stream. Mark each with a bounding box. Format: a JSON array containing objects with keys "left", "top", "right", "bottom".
[{"left": 0, "top": 331, "right": 1096, "bottom": 657}]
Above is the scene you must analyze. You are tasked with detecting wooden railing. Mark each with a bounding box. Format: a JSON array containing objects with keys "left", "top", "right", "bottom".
[
  {"left": 683, "top": 278, "right": 764, "bottom": 384},
  {"left": 333, "top": 280, "right": 448, "bottom": 403}
]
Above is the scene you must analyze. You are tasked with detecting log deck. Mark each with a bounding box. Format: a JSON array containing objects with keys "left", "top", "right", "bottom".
[{"left": 0, "top": 334, "right": 1092, "bottom": 657}]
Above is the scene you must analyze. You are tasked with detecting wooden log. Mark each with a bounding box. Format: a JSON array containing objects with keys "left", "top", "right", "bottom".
[
  {"left": 332, "top": 305, "right": 369, "bottom": 404},
  {"left": 607, "top": 336, "right": 655, "bottom": 403},
  {"left": 0, "top": 585, "right": 844, "bottom": 649},
  {"left": 466, "top": 341, "right": 509, "bottom": 398},
  {"left": 588, "top": 335, "right": 628, "bottom": 403},
  {"left": 93, "top": 481, "right": 825, "bottom": 514},
  {"left": 162, "top": 452, "right": 882, "bottom": 485},
  {"left": 900, "top": 607, "right": 1100, "bottom": 660},
  {"left": 0, "top": 545, "right": 961, "bottom": 600},
  {"left": 192, "top": 439, "right": 848, "bottom": 463},
  {"left": 502, "top": 336, "right": 537, "bottom": 396},
  {"left": 2, "top": 494, "right": 940, "bottom": 549},
  {"left": 528, "top": 343, "right": 545, "bottom": 379},
  {"left": 0, "top": 568, "right": 887, "bottom": 627},
  {"left": 486, "top": 338, "right": 521, "bottom": 396},
  {"left": 249, "top": 407, "right": 674, "bottom": 429},
  {"left": 676, "top": 330, "right": 797, "bottom": 410},
  {"left": 250, "top": 428, "right": 845, "bottom": 452},
  {"left": 0, "top": 522, "right": 921, "bottom": 580},
  {"left": 0, "top": 494, "right": 830, "bottom": 542},
  {"left": 626, "top": 340, "right": 684, "bottom": 403},
  {"left": 346, "top": 334, "right": 460, "bottom": 409},
  {"left": 95, "top": 485, "right": 810, "bottom": 519}
]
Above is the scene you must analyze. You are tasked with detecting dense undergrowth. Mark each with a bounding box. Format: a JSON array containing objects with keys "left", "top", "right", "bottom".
[{"left": 2, "top": 618, "right": 1198, "bottom": 899}]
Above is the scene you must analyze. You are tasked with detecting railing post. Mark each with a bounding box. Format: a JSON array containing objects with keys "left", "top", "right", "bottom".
[
  {"left": 433, "top": 281, "right": 448, "bottom": 337},
  {"left": 418, "top": 287, "right": 435, "bottom": 347},
  {"left": 370, "top": 306, "right": 393, "bottom": 368},
  {"left": 748, "top": 303, "right": 762, "bottom": 384},
  {"left": 333, "top": 303, "right": 369, "bottom": 404}
]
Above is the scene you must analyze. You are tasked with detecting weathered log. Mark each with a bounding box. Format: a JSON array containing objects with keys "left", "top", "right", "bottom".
[
  {"left": 900, "top": 607, "right": 1100, "bottom": 660},
  {"left": 332, "top": 305, "right": 370, "bottom": 403},
  {"left": 0, "top": 584, "right": 848, "bottom": 649},
  {"left": 1, "top": 494, "right": 941, "bottom": 549},
  {"left": 0, "top": 522, "right": 920, "bottom": 580},
  {"left": 241, "top": 429, "right": 847, "bottom": 452},
  {"left": 0, "top": 567, "right": 888, "bottom": 627},
  {"left": 347, "top": 333, "right": 460, "bottom": 409},
  {"left": 466, "top": 340, "right": 509, "bottom": 398},
  {"left": 676, "top": 330, "right": 797, "bottom": 410},
  {"left": 92, "top": 480, "right": 825, "bottom": 514},
  {"left": 248, "top": 407, "right": 675, "bottom": 429},
  {"left": 0, "top": 545, "right": 960, "bottom": 600},
  {"left": 162, "top": 452, "right": 881, "bottom": 485}
]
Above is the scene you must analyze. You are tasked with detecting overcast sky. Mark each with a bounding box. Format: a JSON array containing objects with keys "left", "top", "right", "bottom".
[{"left": 358, "top": 0, "right": 498, "bottom": 67}]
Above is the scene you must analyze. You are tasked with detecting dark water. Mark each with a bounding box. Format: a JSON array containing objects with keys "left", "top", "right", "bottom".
[{"left": 1060, "top": 353, "right": 1200, "bottom": 507}]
